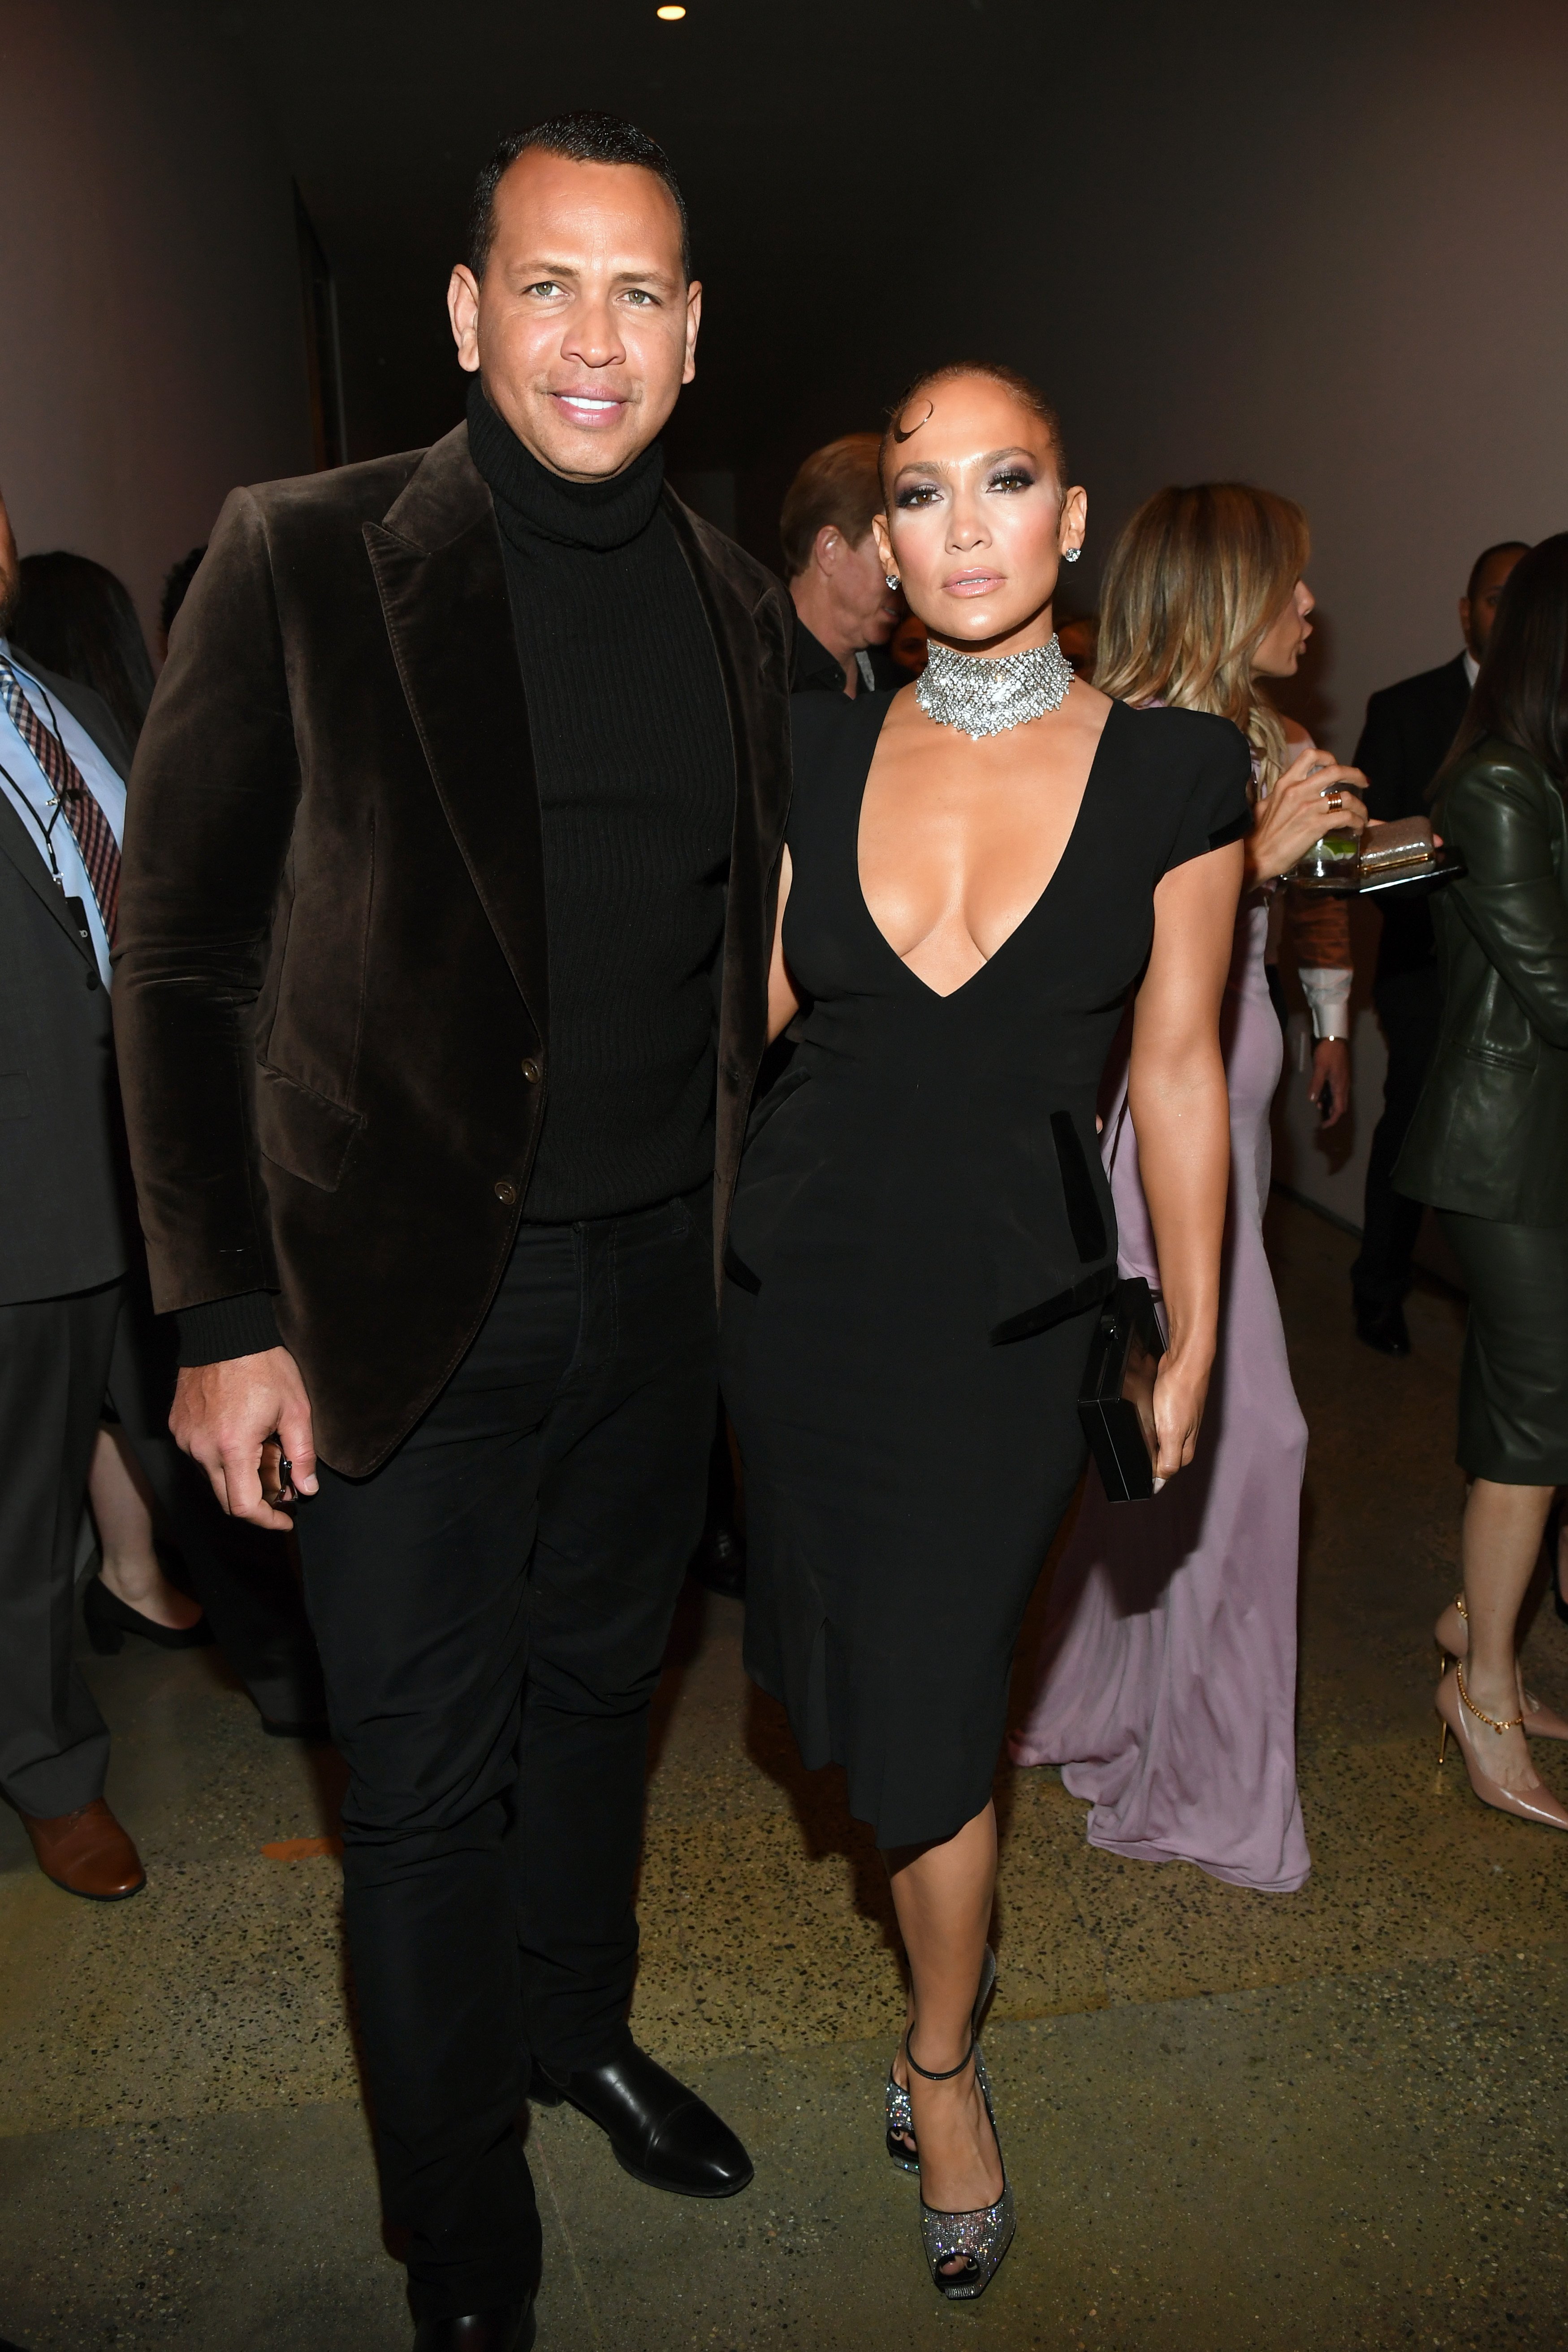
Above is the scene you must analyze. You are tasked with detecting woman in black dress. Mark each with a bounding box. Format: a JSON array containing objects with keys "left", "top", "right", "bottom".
[{"left": 721, "top": 364, "right": 1247, "bottom": 2296}]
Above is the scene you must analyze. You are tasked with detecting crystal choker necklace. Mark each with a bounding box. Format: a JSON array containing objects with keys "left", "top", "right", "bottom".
[{"left": 916, "top": 635, "right": 1074, "bottom": 740}]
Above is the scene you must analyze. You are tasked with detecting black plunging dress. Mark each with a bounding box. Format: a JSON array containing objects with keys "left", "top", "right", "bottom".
[{"left": 721, "top": 691, "right": 1250, "bottom": 1849}]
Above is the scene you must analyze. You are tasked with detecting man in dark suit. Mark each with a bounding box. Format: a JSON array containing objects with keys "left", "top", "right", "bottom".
[
  {"left": 783, "top": 432, "right": 902, "bottom": 696},
  {"left": 115, "top": 116, "right": 793, "bottom": 2351},
  {"left": 0, "top": 483, "right": 147, "bottom": 1902},
  {"left": 0, "top": 488, "right": 327, "bottom": 1906},
  {"left": 1350, "top": 539, "right": 1529, "bottom": 1354}
]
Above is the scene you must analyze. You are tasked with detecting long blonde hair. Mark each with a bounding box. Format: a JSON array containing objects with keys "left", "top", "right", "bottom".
[{"left": 1094, "top": 483, "right": 1310, "bottom": 792}]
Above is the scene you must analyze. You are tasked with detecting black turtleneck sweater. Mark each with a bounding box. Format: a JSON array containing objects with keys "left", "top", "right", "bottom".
[{"left": 467, "top": 384, "right": 735, "bottom": 1223}]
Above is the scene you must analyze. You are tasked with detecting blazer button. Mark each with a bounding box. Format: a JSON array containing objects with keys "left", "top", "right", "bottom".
[
  {"left": 494, "top": 1180, "right": 518, "bottom": 1205},
  {"left": 521, "top": 1057, "right": 543, "bottom": 1084}
]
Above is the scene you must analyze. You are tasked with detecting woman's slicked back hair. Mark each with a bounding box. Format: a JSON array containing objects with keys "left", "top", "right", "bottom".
[{"left": 878, "top": 362, "right": 1068, "bottom": 501}]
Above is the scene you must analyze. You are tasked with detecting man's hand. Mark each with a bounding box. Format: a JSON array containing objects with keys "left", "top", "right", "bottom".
[
  {"left": 1309, "top": 1037, "right": 1352, "bottom": 1128},
  {"left": 170, "top": 1347, "right": 318, "bottom": 1530}
]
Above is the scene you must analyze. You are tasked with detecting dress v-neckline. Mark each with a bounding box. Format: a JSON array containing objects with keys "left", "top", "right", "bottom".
[{"left": 853, "top": 693, "right": 1121, "bottom": 1004}]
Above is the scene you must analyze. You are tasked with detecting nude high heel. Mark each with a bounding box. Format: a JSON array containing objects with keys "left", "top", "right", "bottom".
[
  {"left": 885, "top": 1944, "right": 995, "bottom": 2173},
  {"left": 1435, "top": 1594, "right": 1568, "bottom": 1742},
  {"left": 1435, "top": 1660, "right": 1568, "bottom": 1829}
]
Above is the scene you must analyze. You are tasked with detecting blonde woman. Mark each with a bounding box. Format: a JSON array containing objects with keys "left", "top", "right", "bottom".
[{"left": 1010, "top": 484, "right": 1369, "bottom": 1892}]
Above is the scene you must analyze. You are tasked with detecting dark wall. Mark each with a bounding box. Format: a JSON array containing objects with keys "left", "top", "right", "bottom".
[
  {"left": 0, "top": 0, "right": 311, "bottom": 645},
  {"left": 216, "top": 0, "right": 1568, "bottom": 740}
]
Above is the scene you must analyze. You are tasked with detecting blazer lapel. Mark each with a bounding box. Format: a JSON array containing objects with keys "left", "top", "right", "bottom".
[
  {"left": 365, "top": 426, "right": 549, "bottom": 1039},
  {"left": 0, "top": 791, "right": 97, "bottom": 968}
]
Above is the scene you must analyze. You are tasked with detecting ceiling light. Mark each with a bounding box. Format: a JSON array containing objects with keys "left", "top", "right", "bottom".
[{"left": 657, "top": 5, "right": 687, "bottom": 17}]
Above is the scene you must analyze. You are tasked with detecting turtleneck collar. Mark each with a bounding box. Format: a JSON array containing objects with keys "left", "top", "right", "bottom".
[{"left": 467, "top": 378, "right": 665, "bottom": 553}]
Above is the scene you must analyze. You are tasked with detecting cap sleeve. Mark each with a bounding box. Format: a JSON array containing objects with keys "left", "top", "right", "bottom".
[{"left": 1162, "top": 718, "right": 1253, "bottom": 875}]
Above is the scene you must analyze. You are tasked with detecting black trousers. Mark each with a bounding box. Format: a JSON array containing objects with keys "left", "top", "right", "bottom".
[
  {"left": 0, "top": 1280, "right": 123, "bottom": 1817},
  {"left": 294, "top": 1190, "right": 716, "bottom": 2321},
  {"left": 1351, "top": 965, "right": 1444, "bottom": 1308}
]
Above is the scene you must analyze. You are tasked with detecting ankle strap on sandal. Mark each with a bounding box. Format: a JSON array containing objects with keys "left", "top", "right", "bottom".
[{"left": 904, "top": 2030, "right": 976, "bottom": 2084}]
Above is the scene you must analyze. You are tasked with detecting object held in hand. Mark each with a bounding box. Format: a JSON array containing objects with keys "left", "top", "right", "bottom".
[
  {"left": 260, "top": 1436, "right": 299, "bottom": 1508},
  {"left": 1355, "top": 814, "right": 1465, "bottom": 897},
  {"left": 1078, "top": 1276, "right": 1166, "bottom": 1503},
  {"left": 1293, "top": 813, "right": 1466, "bottom": 899}
]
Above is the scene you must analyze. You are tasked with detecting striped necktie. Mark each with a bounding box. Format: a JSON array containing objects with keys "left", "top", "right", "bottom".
[{"left": 0, "top": 654, "right": 121, "bottom": 943}]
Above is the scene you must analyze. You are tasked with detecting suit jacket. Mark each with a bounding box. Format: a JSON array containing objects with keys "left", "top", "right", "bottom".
[
  {"left": 114, "top": 423, "right": 795, "bottom": 1475},
  {"left": 1353, "top": 652, "right": 1471, "bottom": 988},
  {"left": 1395, "top": 736, "right": 1568, "bottom": 1224},
  {"left": 0, "top": 664, "right": 133, "bottom": 1306}
]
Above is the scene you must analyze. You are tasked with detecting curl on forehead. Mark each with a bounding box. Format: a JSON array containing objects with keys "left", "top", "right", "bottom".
[{"left": 879, "top": 362, "right": 1067, "bottom": 499}]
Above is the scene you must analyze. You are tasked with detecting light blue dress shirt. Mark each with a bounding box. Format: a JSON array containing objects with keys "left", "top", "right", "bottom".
[{"left": 0, "top": 634, "right": 127, "bottom": 988}]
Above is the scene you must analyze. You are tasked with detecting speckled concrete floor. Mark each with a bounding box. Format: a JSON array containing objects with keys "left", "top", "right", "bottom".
[{"left": 2, "top": 1200, "right": 1565, "bottom": 2350}]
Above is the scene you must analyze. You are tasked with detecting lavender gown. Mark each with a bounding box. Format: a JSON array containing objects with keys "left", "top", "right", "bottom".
[{"left": 1008, "top": 893, "right": 1311, "bottom": 1893}]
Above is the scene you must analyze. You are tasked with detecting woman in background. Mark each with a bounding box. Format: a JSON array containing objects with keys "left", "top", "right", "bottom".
[
  {"left": 1010, "top": 483, "right": 1369, "bottom": 1892},
  {"left": 1397, "top": 534, "right": 1568, "bottom": 1830}
]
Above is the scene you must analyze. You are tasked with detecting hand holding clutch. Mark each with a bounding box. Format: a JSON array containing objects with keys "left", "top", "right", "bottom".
[{"left": 1079, "top": 1277, "right": 1210, "bottom": 1503}]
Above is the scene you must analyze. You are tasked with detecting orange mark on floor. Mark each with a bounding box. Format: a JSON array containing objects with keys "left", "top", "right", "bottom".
[{"left": 261, "top": 1836, "right": 343, "bottom": 1861}]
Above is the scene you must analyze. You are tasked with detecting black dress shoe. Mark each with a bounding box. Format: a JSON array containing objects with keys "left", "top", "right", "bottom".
[
  {"left": 1354, "top": 1298, "right": 1411, "bottom": 1356},
  {"left": 531, "top": 2039, "right": 753, "bottom": 2197},
  {"left": 411, "top": 2304, "right": 535, "bottom": 2351}
]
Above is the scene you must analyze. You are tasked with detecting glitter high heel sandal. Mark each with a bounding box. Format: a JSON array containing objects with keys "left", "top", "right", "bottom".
[
  {"left": 885, "top": 1944, "right": 995, "bottom": 2172},
  {"left": 906, "top": 2025, "right": 1015, "bottom": 2301}
]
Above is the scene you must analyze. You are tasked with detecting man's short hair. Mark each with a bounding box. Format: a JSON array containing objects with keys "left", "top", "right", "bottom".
[
  {"left": 779, "top": 435, "right": 885, "bottom": 582},
  {"left": 1467, "top": 540, "right": 1530, "bottom": 606},
  {"left": 468, "top": 112, "right": 691, "bottom": 283}
]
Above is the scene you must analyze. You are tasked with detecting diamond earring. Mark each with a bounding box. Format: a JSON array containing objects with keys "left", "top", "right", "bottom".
[
  {"left": 1063, "top": 546, "right": 1081, "bottom": 564},
  {"left": 886, "top": 573, "right": 900, "bottom": 591}
]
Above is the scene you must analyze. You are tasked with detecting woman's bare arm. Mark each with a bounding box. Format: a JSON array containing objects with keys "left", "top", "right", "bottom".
[
  {"left": 766, "top": 844, "right": 799, "bottom": 1043},
  {"left": 1127, "top": 841, "right": 1244, "bottom": 1481}
]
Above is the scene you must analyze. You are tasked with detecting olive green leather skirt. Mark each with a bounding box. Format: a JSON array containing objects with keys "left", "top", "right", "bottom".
[{"left": 1439, "top": 1211, "right": 1568, "bottom": 1484}]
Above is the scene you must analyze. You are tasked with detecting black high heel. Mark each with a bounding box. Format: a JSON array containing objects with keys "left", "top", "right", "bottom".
[{"left": 83, "top": 1575, "right": 213, "bottom": 1655}]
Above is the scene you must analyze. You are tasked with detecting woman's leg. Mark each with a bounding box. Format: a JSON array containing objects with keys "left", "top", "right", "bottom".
[
  {"left": 886, "top": 1802, "right": 1004, "bottom": 2269},
  {"left": 1459, "top": 1477, "right": 1555, "bottom": 1793},
  {"left": 88, "top": 1429, "right": 203, "bottom": 1630}
]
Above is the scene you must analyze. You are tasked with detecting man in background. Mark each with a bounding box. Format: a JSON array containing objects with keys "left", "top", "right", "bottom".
[
  {"left": 0, "top": 479, "right": 147, "bottom": 1901},
  {"left": 0, "top": 484, "right": 328, "bottom": 1906},
  {"left": 1350, "top": 539, "right": 1529, "bottom": 1354},
  {"left": 782, "top": 432, "right": 900, "bottom": 695}
]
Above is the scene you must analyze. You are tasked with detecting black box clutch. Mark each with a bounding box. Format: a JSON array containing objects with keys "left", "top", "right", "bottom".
[{"left": 1078, "top": 1275, "right": 1166, "bottom": 1503}]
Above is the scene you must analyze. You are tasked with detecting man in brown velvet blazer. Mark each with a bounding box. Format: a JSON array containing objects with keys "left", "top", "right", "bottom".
[{"left": 115, "top": 115, "right": 792, "bottom": 2352}]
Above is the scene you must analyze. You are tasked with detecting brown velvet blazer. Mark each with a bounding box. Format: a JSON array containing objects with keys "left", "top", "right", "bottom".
[{"left": 114, "top": 423, "right": 795, "bottom": 1474}]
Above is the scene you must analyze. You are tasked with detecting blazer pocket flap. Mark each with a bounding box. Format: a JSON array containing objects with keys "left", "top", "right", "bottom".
[{"left": 256, "top": 1063, "right": 364, "bottom": 1192}]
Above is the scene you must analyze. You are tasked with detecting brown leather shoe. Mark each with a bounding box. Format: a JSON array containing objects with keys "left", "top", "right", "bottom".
[{"left": 21, "top": 1799, "right": 145, "bottom": 1899}]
